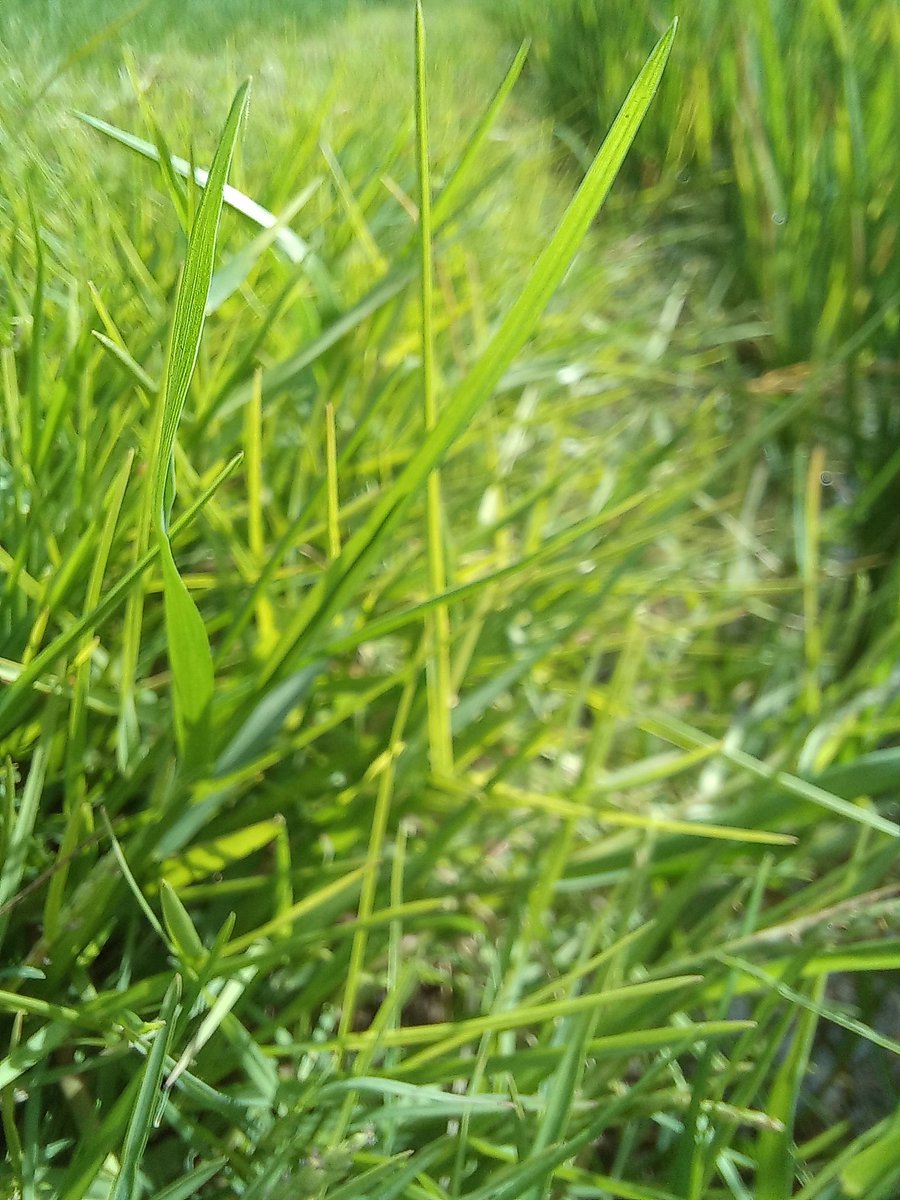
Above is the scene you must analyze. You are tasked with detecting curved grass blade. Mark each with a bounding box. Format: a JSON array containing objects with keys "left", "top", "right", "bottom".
[{"left": 75, "top": 108, "right": 308, "bottom": 264}]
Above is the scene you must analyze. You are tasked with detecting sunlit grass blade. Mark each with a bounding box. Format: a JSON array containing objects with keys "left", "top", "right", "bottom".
[
  {"left": 0, "top": 455, "right": 241, "bottom": 744},
  {"left": 430, "top": 37, "right": 531, "bottom": 229},
  {"left": 415, "top": 1, "right": 454, "bottom": 776}
]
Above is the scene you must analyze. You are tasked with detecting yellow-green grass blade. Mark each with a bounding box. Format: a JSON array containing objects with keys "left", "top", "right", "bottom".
[
  {"left": 145, "top": 1159, "right": 227, "bottom": 1200},
  {"left": 332, "top": 974, "right": 699, "bottom": 1059},
  {"left": 0, "top": 730, "right": 51, "bottom": 952},
  {"left": 44, "top": 453, "right": 134, "bottom": 942},
  {"left": 160, "top": 819, "right": 283, "bottom": 891},
  {"left": 839, "top": 1107, "right": 900, "bottom": 1199},
  {"left": 639, "top": 709, "right": 900, "bottom": 838},
  {"left": 416, "top": 1, "right": 454, "bottom": 777},
  {"left": 150, "top": 83, "right": 250, "bottom": 533},
  {"left": 430, "top": 37, "right": 531, "bottom": 230},
  {"left": 718, "top": 954, "right": 900, "bottom": 1058},
  {"left": 387, "top": 1022, "right": 756, "bottom": 1086},
  {"left": 24, "top": 192, "right": 45, "bottom": 470}
]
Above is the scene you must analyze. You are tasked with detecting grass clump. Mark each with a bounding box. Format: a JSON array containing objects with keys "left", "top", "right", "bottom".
[
  {"left": 1, "top": 2, "right": 899, "bottom": 1198},
  {"left": 491, "top": 0, "right": 900, "bottom": 586}
]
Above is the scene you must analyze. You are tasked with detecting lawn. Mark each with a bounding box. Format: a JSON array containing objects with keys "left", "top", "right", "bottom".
[{"left": 0, "top": 2, "right": 898, "bottom": 1198}]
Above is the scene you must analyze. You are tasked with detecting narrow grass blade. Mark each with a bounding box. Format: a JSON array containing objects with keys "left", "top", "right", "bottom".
[
  {"left": 757, "top": 975, "right": 824, "bottom": 1199},
  {"left": 718, "top": 954, "right": 900, "bottom": 1057},
  {"left": 206, "top": 179, "right": 320, "bottom": 313},
  {"left": 430, "top": 38, "right": 531, "bottom": 229},
  {"left": 0, "top": 1020, "right": 73, "bottom": 1092},
  {"left": 0, "top": 455, "right": 241, "bottom": 742},
  {"left": 146, "top": 1159, "right": 227, "bottom": 1200},
  {"left": 416, "top": 1, "right": 453, "bottom": 776},
  {"left": 109, "top": 977, "right": 181, "bottom": 1200},
  {"left": 641, "top": 711, "right": 900, "bottom": 837},
  {"left": 0, "top": 730, "right": 51, "bottom": 951},
  {"left": 164, "top": 967, "right": 257, "bottom": 1091},
  {"left": 146, "top": 82, "right": 249, "bottom": 761}
]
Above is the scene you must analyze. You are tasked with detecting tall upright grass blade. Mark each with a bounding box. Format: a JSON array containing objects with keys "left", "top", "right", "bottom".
[
  {"left": 146, "top": 81, "right": 249, "bottom": 763},
  {"left": 109, "top": 977, "right": 181, "bottom": 1200},
  {"left": 415, "top": 1, "right": 454, "bottom": 776}
]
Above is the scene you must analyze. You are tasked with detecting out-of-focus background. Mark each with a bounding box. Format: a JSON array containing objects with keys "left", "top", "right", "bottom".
[{"left": 0, "top": 2, "right": 897, "bottom": 1197}]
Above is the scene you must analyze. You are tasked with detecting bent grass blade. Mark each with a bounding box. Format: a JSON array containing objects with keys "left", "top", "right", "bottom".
[{"left": 75, "top": 106, "right": 307, "bottom": 264}]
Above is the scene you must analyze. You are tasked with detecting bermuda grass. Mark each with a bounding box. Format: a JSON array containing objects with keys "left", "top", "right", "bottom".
[{"left": 1, "top": 2, "right": 898, "bottom": 1197}]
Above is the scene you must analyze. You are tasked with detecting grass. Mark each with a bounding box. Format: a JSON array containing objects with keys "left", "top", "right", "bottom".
[
  {"left": 1, "top": 1, "right": 899, "bottom": 1197},
  {"left": 491, "top": 0, "right": 900, "bottom": 583}
]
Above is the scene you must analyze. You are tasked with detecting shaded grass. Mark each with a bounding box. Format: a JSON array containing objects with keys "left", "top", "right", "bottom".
[{"left": 0, "top": 3, "right": 898, "bottom": 1198}]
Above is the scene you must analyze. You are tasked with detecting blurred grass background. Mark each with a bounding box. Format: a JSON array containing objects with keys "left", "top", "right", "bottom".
[
  {"left": 0, "top": 1, "right": 898, "bottom": 1197},
  {"left": 491, "top": 0, "right": 899, "bottom": 578}
]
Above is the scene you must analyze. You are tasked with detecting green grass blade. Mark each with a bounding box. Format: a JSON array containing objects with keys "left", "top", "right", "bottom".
[
  {"left": 0, "top": 455, "right": 241, "bottom": 743},
  {"left": 146, "top": 81, "right": 249, "bottom": 761},
  {"left": 430, "top": 37, "right": 531, "bottom": 230},
  {"left": 109, "top": 977, "right": 181, "bottom": 1200},
  {"left": 416, "top": 0, "right": 453, "bottom": 776},
  {"left": 146, "top": 1159, "right": 227, "bottom": 1200}
]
